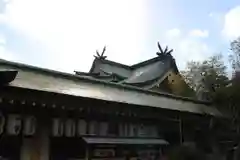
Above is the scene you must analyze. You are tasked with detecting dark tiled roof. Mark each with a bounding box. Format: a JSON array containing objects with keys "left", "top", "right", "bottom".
[
  {"left": 85, "top": 54, "right": 177, "bottom": 86},
  {"left": 123, "top": 61, "right": 168, "bottom": 84}
]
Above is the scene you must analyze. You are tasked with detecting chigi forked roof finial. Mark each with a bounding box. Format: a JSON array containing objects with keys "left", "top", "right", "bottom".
[
  {"left": 156, "top": 42, "right": 173, "bottom": 56},
  {"left": 94, "top": 46, "right": 107, "bottom": 60}
]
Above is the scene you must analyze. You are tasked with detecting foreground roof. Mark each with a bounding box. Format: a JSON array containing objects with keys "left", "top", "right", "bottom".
[{"left": 0, "top": 59, "right": 222, "bottom": 116}]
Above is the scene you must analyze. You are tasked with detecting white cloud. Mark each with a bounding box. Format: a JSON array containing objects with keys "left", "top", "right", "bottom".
[
  {"left": 0, "top": 0, "right": 8, "bottom": 14},
  {"left": 188, "top": 29, "right": 209, "bottom": 38},
  {"left": 0, "top": 48, "right": 16, "bottom": 61},
  {"left": 164, "top": 28, "right": 212, "bottom": 70},
  {"left": 0, "top": 0, "right": 215, "bottom": 74},
  {"left": 166, "top": 28, "right": 181, "bottom": 39},
  {"left": 0, "top": 34, "right": 16, "bottom": 61},
  {"left": 222, "top": 6, "right": 240, "bottom": 40},
  {"left": 209, "top": 12, "right": 214, "bottom": 17},
  {"left": 0, "top": 34, "right": 5, "bottom": 45},
  {"left": 1, "top": 0, "right": 149, "bottom": 72},
  {"left": 0, "top": 34, "right": 6, "bottom": 55}
]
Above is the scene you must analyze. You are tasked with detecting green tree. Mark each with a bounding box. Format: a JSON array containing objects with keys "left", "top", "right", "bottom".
[
  {"left": 181, "top": 54, "right": 229, "bottom": 99},
  {"left": 181, "top": 54, "right": 238, "bottom": 159},
  {"left": 230, "top": 37, "right": 240, "bottom": 71},
  {"left": 181, "top": 39, "right": 240, "bottom": 159},
  {"left": 212, "top": 38, "right": 240, "bottom": 160},
  {"left": 212, "top": 38, "right": 240, "bottom": 116},
  {"left": 214, "top": 38, "right": 240, "bottom": 119}
]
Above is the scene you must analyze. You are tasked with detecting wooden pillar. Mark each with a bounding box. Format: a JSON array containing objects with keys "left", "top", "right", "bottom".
[
  {"left": 179, "top": 118, "right": 183, "bottom": 145},
  {"left": 20, "top": 138, "right": 32, "bottom": 160},
  {"left": 20, "top": 125, "right": 50, "bottom": 160},
  {"left": 85, "top": 145, "right": 90, "bottom": 160},
  {"left": 233, "top": 144, "right": 240, "bottom": 160},
  {"left": 39, "top": 127, "right": 50, "bottom": 160}
]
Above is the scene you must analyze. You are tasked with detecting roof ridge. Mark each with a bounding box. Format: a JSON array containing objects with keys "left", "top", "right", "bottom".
[
  {"left": 88, "top": 58, "right": 132, "bottom": 73},
  {"left": 96, "top": 58, "right": 131, "bottom": 68},
  {"left": 91, "top": 56, "right": 165, "bottom": 71},
  {"left": 131, "top": 56, "right": 161, "bottom": 68}
]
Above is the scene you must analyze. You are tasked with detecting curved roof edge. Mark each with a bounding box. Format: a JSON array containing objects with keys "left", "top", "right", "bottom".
[{"left": 0, "top": 58, "right": 212, "bottom": 105}]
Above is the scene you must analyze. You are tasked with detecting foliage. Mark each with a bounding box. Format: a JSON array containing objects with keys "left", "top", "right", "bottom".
[
  {"left": 180, "top": 37, "right": 240, "bottom": 155},
  {"left": 214, "top": 83, "right": 240, "bottom": 118},
  {"left": 213, "top": 37, "right": 240, "bottom": 119},
  {"left": 181, "top": 54, "right": 229, "bottom": 96},
  {"left": 230, "top": 37, "right": 240, "bottom": 70},
  {"left": 180, "top": 51, "right": 240, "bottom": 118},
  {"left": 181, "top": 61, "right": 202, "bottom": 91},
  {"left": 180, "top": 38, "right": 240, "bottom": 119}
]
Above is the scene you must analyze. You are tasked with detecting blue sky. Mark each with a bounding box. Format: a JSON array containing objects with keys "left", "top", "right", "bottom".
[{"left": 0, "top": 0, "right": 240, "bottom": 73}]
